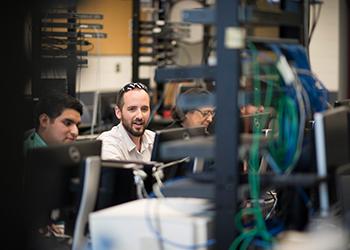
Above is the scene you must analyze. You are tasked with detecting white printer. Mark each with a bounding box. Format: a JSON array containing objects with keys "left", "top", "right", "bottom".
[{"left": 89, "top": 197, "right": 214, "bottom": 250}]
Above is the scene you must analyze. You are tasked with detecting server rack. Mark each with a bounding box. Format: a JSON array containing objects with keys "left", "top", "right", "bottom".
[
  {"left": 31, "top": 1, "right": 106, "bottom": 98},
  {"left": 140, "top": 0, "right": 309, "bottom": 248}
]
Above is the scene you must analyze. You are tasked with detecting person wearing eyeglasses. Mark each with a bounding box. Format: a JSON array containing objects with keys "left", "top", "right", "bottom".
[
  {"left": 168, "top": 88, "right": 215, "bottom": 132},
  {"left": 169, "top": 87, "right": 266, "bottom": 133},
  {"left": 23, "top": 91, "right": 83, "bottom": 154},
  {"left": 97, "top": 82, "right": 155, "bottom": 161},
  {"left": 161, "top": 88, "right": 215, "bottom": 178}
]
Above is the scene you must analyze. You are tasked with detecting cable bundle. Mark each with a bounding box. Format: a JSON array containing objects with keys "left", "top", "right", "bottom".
[{"left": 231, "top": 41, "right": 326, "bottom": 249}]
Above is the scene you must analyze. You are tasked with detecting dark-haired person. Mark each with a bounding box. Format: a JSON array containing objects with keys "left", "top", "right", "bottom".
[
  {"left": 97, "top": 82, "right": 155, "bottom": 161},
  {"left": 23, "top": 91, "right": 83, "bottom": 247},
  {"left": 23, "top": 91, "right": 83, "bottom": 154}
]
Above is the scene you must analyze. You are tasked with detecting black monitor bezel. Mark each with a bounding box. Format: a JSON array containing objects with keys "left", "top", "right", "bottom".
[{"left": 151, "top": 126, "right": 208, "bottom": 163}]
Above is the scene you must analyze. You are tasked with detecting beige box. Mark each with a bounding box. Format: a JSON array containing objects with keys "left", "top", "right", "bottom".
[{"left": 89, "top": 198, "right": 214, "bottom": 250}]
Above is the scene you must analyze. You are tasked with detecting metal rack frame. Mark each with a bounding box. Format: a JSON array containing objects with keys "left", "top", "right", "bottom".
[{"left": 142, "top": 0, "right": 308, "bottom": 248}]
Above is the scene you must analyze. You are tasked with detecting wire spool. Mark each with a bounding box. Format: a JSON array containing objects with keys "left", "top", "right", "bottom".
[{"left": 169, "top": 0, "right": 204, "bottom": 44}]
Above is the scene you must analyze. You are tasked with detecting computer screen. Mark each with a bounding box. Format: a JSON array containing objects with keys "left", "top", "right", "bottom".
[
  {"left": 94, "top": 161, "right": 138, "bottom": 210},
  {"left": 77, "top": 91, "right": 117, "bottom": 134},
  {"left": 24, "top": 140, "right": 102, "bottom": 234},
  {"left": 150, "top": 126, "right": 209, "bottom": 181},
  {"left": 151, "top": 126, "right": 208, "bottom": 163},
  {"left": 314, "top": 106, "right": 350, "bottom": 215},
  {"left": 77, "top": 91, "right": 96, "bottom": 129},
  {"left": 314, "top": 106, "right": 350, "bottom": 169},
  {"left": 335, "top": 163, "right": 350, "bottom": 229},
  {"left": 334, "top": 99, "right": 350, "bottom": 108}
]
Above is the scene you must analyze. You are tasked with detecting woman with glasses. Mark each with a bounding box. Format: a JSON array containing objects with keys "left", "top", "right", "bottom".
[
  {"left": 160, "top": 87, "right": 215, "bottom": 178},
  {"left": 168, "top": 88, "right": 215, "bottom": 132}
]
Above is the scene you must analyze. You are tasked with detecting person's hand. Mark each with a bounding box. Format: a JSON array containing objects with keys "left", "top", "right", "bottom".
[
  {"left": 240, "top": 104, "right": 266, "bottom": 133},
  {"left": 240, "top": 104, "right": 264, "bottom": 116}
]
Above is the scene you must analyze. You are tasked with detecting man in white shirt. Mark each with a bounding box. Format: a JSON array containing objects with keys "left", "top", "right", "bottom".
[{"left": 97, "top": 82, "right": 155, "bottom": 161}]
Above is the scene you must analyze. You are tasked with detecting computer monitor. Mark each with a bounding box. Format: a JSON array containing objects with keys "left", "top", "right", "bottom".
[
  {"left": 334, "top": 99, "right": 350, "bottom": 108},
  {"left": 335, "top": 163, "right": 350, "bottom": 229},
  {"left": 314, "top": 106, "right": 350, "bottom": 216},
  {"left": 24, "top": 140, "right": 102, "bottom": 234},
  {"left": 151, "top": 126, "right": 209, "bottom": 179},
  {"left": 77, "top": 91, "right": 96, "bottom": 129},
  {"left": 151, "top": 126, "right": 208, "bottom": 163},
  {"left": 94, "top": 161, "right": 139, "bottom": 210},
  {"left": 77, "top": 91, "right": 117, "bottom": 134}
]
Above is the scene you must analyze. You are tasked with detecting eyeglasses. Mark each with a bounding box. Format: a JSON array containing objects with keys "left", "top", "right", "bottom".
[
  {"left": 194, "top": 109, "right": 215, "bottom": 118},
  {"left": 120, "top": 82, "right": 148, "bottom": 94}
]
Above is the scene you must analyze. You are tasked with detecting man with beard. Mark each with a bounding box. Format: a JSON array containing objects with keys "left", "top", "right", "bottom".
[{"left": 97, "top": 82, "right": 155, "bottom": 161}]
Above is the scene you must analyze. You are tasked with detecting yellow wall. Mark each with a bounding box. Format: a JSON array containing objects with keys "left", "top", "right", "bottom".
[{"left": 78, "top": 0, "right": 132, "bottom": 55}]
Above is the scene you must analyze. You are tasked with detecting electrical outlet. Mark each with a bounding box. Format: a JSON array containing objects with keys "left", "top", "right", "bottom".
[{"left": 115, "top": 63, "right": 121, "bottom": 73}]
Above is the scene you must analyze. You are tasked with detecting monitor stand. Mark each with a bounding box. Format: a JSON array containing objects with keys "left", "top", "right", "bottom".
[{"left": 193, "top": 157, "right": 204, "bottom": 173}]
